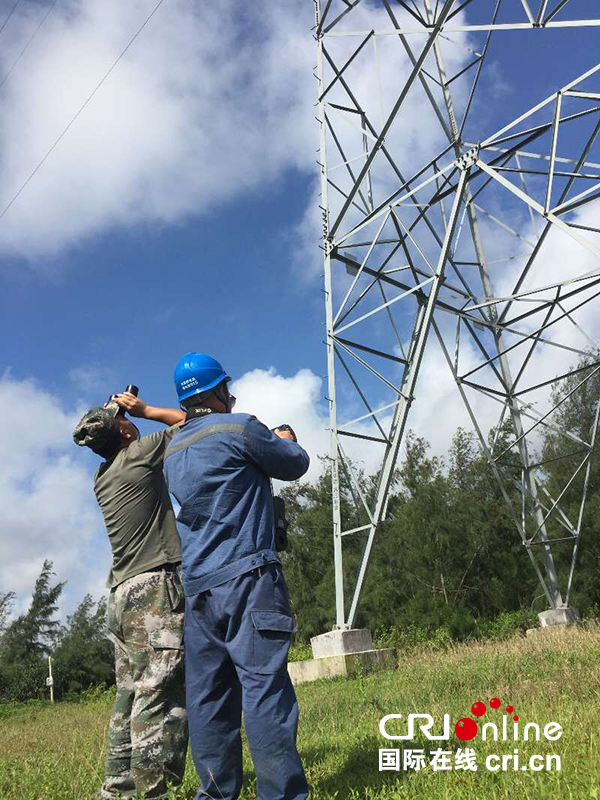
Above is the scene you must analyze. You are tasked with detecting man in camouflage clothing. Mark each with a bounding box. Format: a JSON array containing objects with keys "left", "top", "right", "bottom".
[{"left": 74, "top": 392, "right": 188, "bottom": 799}]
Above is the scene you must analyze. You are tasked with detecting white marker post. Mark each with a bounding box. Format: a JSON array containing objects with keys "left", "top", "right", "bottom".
[{"left": 46, "top": 656, "right": 54, "bottom": 703}]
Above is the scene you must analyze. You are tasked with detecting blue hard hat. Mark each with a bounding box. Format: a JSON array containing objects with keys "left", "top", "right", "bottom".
[{"left": 174, "top": 352, "right": 231, "bottom": 402}]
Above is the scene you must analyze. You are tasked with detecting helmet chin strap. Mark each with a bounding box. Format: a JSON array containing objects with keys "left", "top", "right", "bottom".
[
  {"left": 183, "top": 382, "right": 232, "bottom": 421},
  {"left": 214, "top": 383, "right": 231, "bottom": 413}
]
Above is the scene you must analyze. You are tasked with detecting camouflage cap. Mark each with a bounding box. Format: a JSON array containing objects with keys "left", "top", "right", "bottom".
[{"left": 73, "top": 403, "right": 121, "bottom": 450}]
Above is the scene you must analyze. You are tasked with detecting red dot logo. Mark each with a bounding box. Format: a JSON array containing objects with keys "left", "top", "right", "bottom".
[
  {"left": 506, "top": 705, "right": 514, "bottom": 713},
  {"left": 490, "top": 698, "right": 500, "bottom": 709},
  {"left": 455, "top": 717, "right": 478, "bottom": 741},
  {"left": 471, "top": 702, "right": 486, "bottom": 717},
  {"left": 513, "top": 716, "right": 519, "bottom": 722}
]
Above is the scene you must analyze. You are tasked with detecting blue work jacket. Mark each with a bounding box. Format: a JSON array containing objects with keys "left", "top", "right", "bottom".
[{"left": 163, "top": 412, "right": 309, "bottom": 596}]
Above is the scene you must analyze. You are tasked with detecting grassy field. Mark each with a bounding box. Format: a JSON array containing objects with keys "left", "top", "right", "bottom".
[{"left": 1, "top": 624, "right": 599, "bottom": 799}]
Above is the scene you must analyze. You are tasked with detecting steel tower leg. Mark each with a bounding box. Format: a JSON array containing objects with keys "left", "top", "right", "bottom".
[
  {"left": 315, "top": 0, "right": 600, "bottom": 635},
  {"left": 423, "top": 0, "right": 563, "bottom": 608}
]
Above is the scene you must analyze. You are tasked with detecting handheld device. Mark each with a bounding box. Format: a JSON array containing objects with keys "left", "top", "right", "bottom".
[
  {"left": 107, "top": 385, "right": 139, "bottom": 417},
  {"left": 273, "top": 423, "right": 297, "bottom": 442}
]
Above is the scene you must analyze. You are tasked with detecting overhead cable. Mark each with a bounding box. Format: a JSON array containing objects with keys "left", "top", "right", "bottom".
[
  {"left": 0, "top": 0, "right": 60, "bottom": 93},
  {"left": 0, "top": 0, "right": 22, "bottom": 37},
  {"left": 0, "top": 0, "right": 168, "bottom": 222}
]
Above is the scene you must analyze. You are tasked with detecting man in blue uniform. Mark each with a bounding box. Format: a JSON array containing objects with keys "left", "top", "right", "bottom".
[{"left": 164, "top": 352, "right": 310, "bottom": 800}]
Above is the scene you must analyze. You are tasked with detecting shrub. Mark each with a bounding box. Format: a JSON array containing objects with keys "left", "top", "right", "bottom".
[{"left": 0, "top": 657, "right": 48, "bottom": 702}]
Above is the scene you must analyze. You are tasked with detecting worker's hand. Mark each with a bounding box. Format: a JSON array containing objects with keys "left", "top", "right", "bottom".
[
  {"left": 113, "top": 392, "right": 148, "bottom": 418},
  {"left": 274, "top": 425, "right": 297, "bottom": 442}
]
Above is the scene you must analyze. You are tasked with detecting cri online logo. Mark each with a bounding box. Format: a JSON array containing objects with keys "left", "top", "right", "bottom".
[
  {"left": 380, "top": 698, "right": 562, "bottom": 742},
  {"left": 457, "top": 698, "right": 519, "bottom": 740}
]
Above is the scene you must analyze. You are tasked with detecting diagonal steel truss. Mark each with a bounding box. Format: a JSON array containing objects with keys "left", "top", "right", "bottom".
[{"left": 315, "top": 0, "right": 600, "bottom": 628}]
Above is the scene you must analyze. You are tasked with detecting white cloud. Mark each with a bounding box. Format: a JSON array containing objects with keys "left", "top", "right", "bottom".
[
  {"left": 232, "top": 365, "right": 396, "bottom": 484},
  {"left": 232, "top": 367, "right": 326, "bottom": 463},
  {"left": 0, "top": 0, "right": 316, "bottom": 259},
  {"left": 68, "top": 364, "right": 118, "bottom": 393},
  {"left": 0, "top": 373, "right": 110, "bottom": 620},
  {"left": 0, "top": 0, "right": 473, "bottom": 267}
]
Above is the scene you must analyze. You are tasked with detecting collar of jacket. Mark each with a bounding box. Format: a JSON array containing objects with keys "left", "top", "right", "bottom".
[{"left": 185, "top": 406, "right": 215, "bottom": 421}]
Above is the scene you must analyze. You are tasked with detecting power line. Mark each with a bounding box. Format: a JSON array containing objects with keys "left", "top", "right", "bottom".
[
  {"left": 0, "top": 0, "right": 60, "bottom": 93},
  {"left": 0, "top": 0, "right": 168, "bottom": 222},
  {"left": 0, "top": 0, "right": 22, "bottom": 37}
]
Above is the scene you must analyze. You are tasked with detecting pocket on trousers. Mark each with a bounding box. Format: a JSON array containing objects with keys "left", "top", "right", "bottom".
[
  {"left": 251, "top": 610, "right": 297, "bottom": 674},
  {"left": 148, "top": 628, "right": 184, "bottom": 651},
  {"left": 165, "top": 570, "right": 185, "bottom": 614}
]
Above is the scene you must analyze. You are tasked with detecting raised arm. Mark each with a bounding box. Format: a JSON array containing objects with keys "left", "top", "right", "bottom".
[
  {"left": 113, "top": 392, "right": 186, "bottom": 426},
  {"left": 244, "top": 417, "right": 309, "bottom": 481}
]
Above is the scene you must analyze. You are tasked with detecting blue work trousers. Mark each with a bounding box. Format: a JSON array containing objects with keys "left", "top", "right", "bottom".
[{"left": 184, "top": 562, "right": 309, "bottom": 800}]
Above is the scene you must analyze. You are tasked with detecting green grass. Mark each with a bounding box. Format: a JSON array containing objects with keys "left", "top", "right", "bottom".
[{"left": 1, "top": 624, "right": 599, "bottom": 798}]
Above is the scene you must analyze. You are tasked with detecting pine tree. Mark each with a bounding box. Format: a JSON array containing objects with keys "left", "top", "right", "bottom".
[
  {"left": 0, "top": 591, "right": 14, "bottom": 637},
  {"left": 52, "top": 595, "right": 114, "bottom": 696},
  {"left": 2, "top": 560, "right": 65, "bottom": 663},
  {"left": 540, "top": 352, "right": 600, "bottom": 613}
]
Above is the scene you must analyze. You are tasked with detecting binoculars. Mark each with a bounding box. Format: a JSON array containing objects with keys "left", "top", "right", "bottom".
[
  {"left": 271, "top": 424, "right": 296, "bottom": 552},
  {"left": 107, "top": 385, "right": 139, "bottom": 417},
  {"left": 274, "top": 423, "right": 297, "bottom": 442}
]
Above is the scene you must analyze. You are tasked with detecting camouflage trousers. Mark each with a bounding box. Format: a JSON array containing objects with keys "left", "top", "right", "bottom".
[{"left": 100, "top": 567, "right": 188, "bottom": 799}]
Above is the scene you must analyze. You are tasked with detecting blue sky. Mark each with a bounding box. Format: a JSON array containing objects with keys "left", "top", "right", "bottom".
[
  {"left": 2, "top": 1, "right": 598, "bottom": 408},
  {"left": 1, "top": 0, "right": 599, "bottom": 615},
  {"left": 1, "top": 167, "right": 322, "bottom": 410}
]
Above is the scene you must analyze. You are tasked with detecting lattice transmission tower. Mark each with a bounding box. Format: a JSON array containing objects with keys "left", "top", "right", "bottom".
[{"left": 315, "top": 0, "right": 600, "bottom": 629}]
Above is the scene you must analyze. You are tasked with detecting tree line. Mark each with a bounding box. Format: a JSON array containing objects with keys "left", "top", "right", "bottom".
[
  {"left": 2, "top": 354, "right": 599, "bottom": 700},
  {"left": 0, "top": 566, "right": 112, "bottom": 701},
  {"left": 278, "top": 354, "right": 600, "bottom": 638}
]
